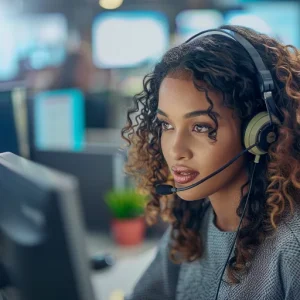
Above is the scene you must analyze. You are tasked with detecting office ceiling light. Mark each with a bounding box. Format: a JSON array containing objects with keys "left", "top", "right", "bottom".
[{"left": 99, "top": 0, "right": 123, "bottom": 10}]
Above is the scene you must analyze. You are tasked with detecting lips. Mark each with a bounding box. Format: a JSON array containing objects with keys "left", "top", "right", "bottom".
[{"left": 171, "top": 166, "right": 199, "bottom": 185}]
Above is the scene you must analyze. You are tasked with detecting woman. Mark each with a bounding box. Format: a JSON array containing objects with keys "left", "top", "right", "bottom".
[{"left": 121, "top": 25, "right": 300, "bottom": 300}]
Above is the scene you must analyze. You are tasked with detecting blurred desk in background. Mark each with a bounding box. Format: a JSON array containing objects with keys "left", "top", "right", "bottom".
[
  {"left": 87, "top": 232, "right": 159, "bottom": 300},
  {"left": 85, "top": 128, "right": 124, "bottom": 146}
]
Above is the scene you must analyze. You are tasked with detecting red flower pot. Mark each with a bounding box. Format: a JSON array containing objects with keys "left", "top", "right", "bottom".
[{"left": 111, "top": 217, "right": 145, "bottom": 246}]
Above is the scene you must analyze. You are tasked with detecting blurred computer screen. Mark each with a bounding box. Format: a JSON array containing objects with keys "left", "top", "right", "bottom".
[
  {"left": 0, "top": 18, "right": 19, "bottom": 81},
  {"left": 175, "top": 9, "right": 224, "bottom": 44},
  {"left": 33, "top": 88, "right": 85, "bottom": 151},
  {"left": 224, "top": 2, "right": 300, "bottom": 47},
  {"left": 92, "top": 11, "right": 169, "bottom": 68},
  {"left": 17, "top": 13, "right": 68, "bottom": 70}
]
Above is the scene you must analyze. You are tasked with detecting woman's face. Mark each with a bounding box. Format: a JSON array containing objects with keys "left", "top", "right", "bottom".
[{"left": 157, "top": 76, "right": 247, "bottom": 201}]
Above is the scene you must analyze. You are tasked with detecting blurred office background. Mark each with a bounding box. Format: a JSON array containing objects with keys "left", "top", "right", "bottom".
[{"left": 0, "top": 0, "right": 299, "bottom": 298}]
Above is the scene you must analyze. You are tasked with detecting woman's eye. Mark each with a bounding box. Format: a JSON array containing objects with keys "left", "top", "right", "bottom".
[
  {"left": 160, "top": 121, "right": 173, "bottom": 131},
  {"left": 193, "top": 124, "right": 212, "bottom": 133},
  {"left": 158, "top": 121, "right": 214, "bottom": 134}
]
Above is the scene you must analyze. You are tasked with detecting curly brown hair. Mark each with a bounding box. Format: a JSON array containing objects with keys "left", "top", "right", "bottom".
[{"left": 121, "top": 25, "right": 300, "bottom": 283}]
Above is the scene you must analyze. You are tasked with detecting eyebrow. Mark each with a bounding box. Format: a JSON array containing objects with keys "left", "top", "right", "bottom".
[{"left": 156, "top": 108, "right": 221, "bottom": 119}]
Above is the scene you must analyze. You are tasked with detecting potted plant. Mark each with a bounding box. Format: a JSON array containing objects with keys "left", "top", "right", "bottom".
[{"left": 105, "top": 189, "right": 147, "bottom": 246}]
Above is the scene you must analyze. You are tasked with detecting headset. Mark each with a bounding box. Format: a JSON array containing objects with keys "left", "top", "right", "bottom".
[{"left": 155, "top": 28, "right": 284, "bottom": 299}]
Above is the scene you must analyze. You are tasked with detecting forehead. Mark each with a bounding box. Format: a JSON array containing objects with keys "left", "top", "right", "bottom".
[{"left": 158, "top": 77, "right": 224, "bottom": 114}]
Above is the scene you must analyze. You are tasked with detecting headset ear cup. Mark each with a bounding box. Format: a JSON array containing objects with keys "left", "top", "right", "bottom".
[{"left": 243, "top": 111, "right": 279, "bottom": 156}]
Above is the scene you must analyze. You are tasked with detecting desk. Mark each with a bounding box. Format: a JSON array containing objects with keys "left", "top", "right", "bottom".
[{"left": 86, "top": 231, "right": 159, "bottom": 300}]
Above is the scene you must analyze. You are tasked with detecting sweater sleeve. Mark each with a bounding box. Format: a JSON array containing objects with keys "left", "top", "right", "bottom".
[
  {"left": 125, "top": 227, "right": 180, "bottom": 300},
  {"left": 281, "top": 244, "right": 300, "bottom": 300},
  {"left": 279, "top": 212, "right": 300, "bottom": 300}
]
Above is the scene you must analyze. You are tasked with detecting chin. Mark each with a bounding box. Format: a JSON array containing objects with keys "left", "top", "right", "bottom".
[{"left": 176, "top": 189, "right": 208, "bottom": 201}]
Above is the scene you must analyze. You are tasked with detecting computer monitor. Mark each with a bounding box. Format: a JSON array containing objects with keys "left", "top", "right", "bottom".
[
  {"left": 0, "top": 152, "right": 97, "bottom": 300},
  {"left": 32, "top": 144, "right": 127, "bottom": 231},
  {"left": 17, "top": 13, "right": 68, "bottom": 70},
  {"left": 175, "top": 9, "right": 224, "bottom": 44},
  {"left": 224, "top": 2, "right": 300, "bottom": 48},
  {"left": 0, "top": 18, "right": 19, "bottom": 81},
  {"left": 92, "top": 11, "right": 169, "bottom": 68},
  {"left": 33, "top": 88, "right": 85, "bottom": 151}
]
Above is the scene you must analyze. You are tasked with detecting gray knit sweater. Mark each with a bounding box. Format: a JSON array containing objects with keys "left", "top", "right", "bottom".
[{"left": 127, "top": 203, "right": 300, "bottom": 300}]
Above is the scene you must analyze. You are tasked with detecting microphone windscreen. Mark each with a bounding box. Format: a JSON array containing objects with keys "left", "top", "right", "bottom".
[{"left": 155, "top": 184, "right": 174, "bottom": 195}]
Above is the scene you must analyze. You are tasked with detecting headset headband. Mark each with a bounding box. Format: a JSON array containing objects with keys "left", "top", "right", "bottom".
[{"left": 185, "top": 29, "right": 283, "bottom": 123}]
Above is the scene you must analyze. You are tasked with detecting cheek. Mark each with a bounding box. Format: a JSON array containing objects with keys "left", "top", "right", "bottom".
[
  {"left": 204, "top": 133, "right": 243, "bottom": 163},
  {"left": 160, "top": 126, "right": 243, "bottom": 168},
  {"left": 193, "top": 128, "right": 244, "bottom": 172},
  {"left": 160, "top": 135, "right": 170, "bottom": 161}
]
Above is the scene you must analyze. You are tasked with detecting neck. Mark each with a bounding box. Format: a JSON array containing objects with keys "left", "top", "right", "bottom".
[{"left": 208, "top": 169, "right": 248, "bottom": 232}]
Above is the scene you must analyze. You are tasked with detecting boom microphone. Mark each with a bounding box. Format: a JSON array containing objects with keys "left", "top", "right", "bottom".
[{"left": 155, "top": 143, "right": 257, "bottom": 195}]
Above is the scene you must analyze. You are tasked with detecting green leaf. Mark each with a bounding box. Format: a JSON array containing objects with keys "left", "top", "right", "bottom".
[{"left": 104, "top": 189, "right": 147, "bottom": 219}]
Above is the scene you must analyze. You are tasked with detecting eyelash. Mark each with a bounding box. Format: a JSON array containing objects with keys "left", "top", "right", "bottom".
[{"left": 158, "top": 120, "right": 213, "bottom": 134}]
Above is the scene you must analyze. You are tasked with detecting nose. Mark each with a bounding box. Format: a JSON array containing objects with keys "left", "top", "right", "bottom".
[{"left": 168, "top": 131, "right": 193, "bottom": 161}]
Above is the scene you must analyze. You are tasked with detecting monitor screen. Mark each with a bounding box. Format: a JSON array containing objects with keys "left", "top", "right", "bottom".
[
  {"left": 17, "top": 13, "right": 68, "bottom": 70},
  {"left": 224, "top": 2, "right": 300, "bottom": 47},
  {"left": 92, "top": 11, "right": 169, "bottom": 68},
  {"left": 33, "top": 88, "right": 85, "bottom": 151},
  {"left": 0, "top": 18, "right": 19, "bottom": 81},
  {"left": 175, "top": 9, "right": 224, "bottom": 44},
  {"left": 0, "top": 152, "right": 97, "bottom": 300}
]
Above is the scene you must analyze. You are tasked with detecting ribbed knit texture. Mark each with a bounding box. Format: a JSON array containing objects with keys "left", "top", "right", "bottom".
[{"left": 127, "top": 203, "right": 300, "bottom": 300}]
